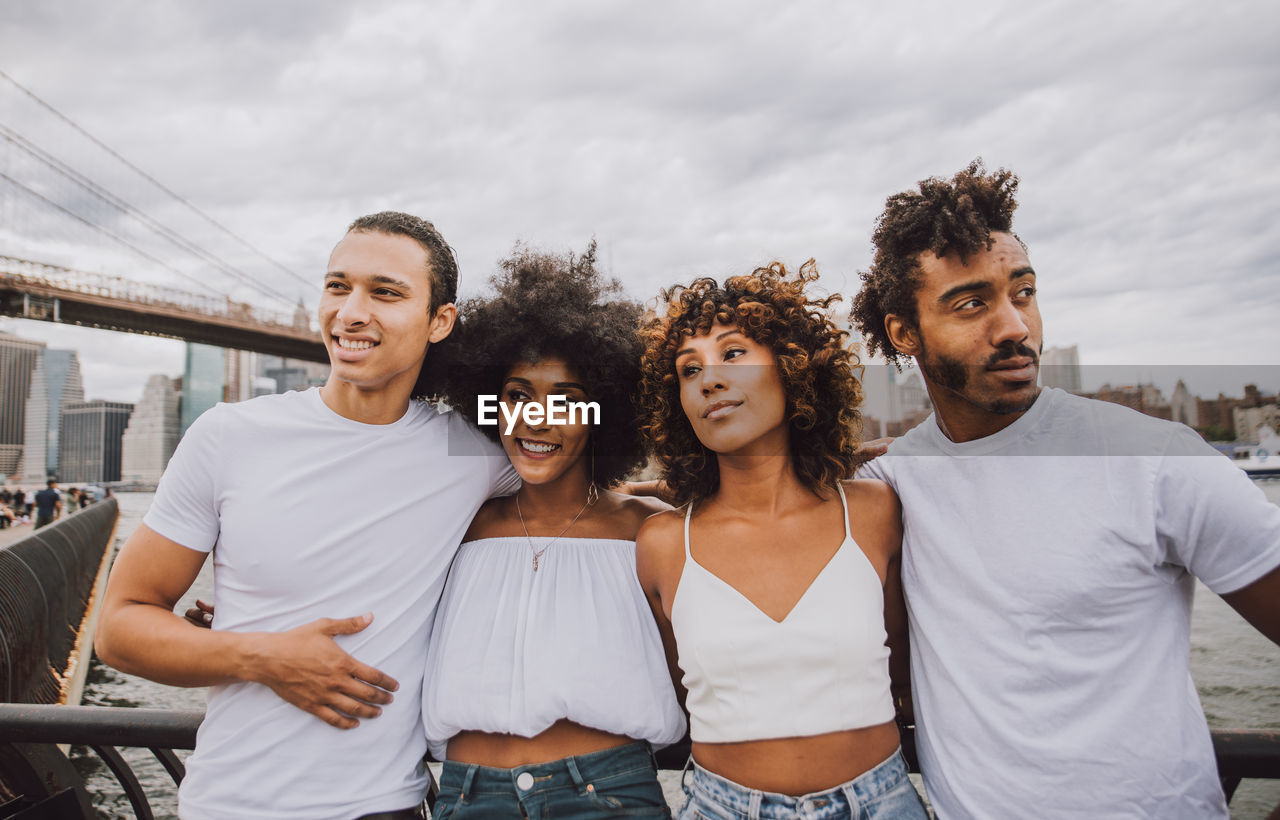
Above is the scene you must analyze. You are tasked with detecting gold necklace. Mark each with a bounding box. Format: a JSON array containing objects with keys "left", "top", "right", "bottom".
[{"left": 515, "top": 492, "right": 591, "bottom": 572}]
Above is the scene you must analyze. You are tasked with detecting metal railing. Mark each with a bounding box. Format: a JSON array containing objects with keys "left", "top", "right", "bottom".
[
  {"left": 0, "top": 500, "right": 117, "bottom": 705},
  {"left": 0, "top": 704, "right": 1275, "bottom": 818}
]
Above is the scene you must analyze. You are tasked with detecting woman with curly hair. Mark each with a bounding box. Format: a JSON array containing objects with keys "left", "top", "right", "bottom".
[
  {"left": 635, "top": 262, "right": 926, "bottom": 819},
  {"left": 422, "top": 241, "right": 685, "bottom": 819}
]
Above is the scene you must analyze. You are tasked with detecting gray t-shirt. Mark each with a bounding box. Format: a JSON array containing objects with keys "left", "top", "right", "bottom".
[{"left": 860, "top": 387, "right": 1280, "bottom": 819}]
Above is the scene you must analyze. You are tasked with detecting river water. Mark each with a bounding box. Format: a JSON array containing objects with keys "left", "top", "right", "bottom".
[{"left": 76, "top": 485, "right": 1280, "bottom": 818}]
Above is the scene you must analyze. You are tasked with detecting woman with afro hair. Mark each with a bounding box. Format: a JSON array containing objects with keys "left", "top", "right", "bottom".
[
  {"left": 634, "top": 262, "right": 926, "bottom": 819},
  {"left": 422, "top": 241, "right": 686, "bottom": 819}
]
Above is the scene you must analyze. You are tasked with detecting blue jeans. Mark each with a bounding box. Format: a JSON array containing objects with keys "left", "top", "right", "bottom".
[
  {"left": 677, "top": 748, "right": 926, "bottom": 820},
  {"left": 433, "top": 740, "right": 670, "bottom": 819}
]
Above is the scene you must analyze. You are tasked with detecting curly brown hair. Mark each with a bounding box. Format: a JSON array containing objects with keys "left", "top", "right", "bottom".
[
  {"left": 850, "top": 159, "right": 1020, "bottom": 366},
  {"left": 638, "top": 260, "right": 863, "bottom": 507},
  {"left": 443, "top": 240, "right": 647, "bottom": 488}
]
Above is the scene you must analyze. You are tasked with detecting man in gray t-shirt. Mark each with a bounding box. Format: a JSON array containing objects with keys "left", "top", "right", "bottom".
[{"left": 851, "top": 161, "right": 1280, "bottom": 819}]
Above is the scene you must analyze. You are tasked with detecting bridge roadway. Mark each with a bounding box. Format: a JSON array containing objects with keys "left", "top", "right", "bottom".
[{"left": 0, "top": 256, "right": 326, "bottom": 362}]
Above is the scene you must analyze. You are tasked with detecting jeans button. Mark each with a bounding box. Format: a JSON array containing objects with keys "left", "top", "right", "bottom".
[{"left": 516, "top": 772, "right": 534, "bottom": 791}]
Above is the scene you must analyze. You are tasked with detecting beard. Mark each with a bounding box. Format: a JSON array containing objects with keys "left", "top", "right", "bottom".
[{"left": 918, "top": 339, "right": 1041, "bottom": 416}]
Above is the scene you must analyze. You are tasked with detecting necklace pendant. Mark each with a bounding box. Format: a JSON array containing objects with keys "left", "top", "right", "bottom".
[{"left": 532, "top": 554, "right": 540, "bottom": 572}]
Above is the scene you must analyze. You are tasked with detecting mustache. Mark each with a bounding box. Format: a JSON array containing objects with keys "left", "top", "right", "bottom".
[{"left": 985, "top": 342, "right": 1039, "bottom": 368}]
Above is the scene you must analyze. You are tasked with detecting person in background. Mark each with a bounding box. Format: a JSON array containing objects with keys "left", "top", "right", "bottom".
[
  {"left": 33, "top": 480, "right": 62, "bottom": 529},
  {"left": 636, "top": 262, "right": 927, "bottom": 819},
  {"left": 851, "top": 159, "right": 1280, "bottom": 819},
  {"left": 423, "top": 242, "right": 684, "bottom": 819}
]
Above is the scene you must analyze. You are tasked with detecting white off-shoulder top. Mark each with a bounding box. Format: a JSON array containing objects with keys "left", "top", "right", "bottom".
[{"left": 422, "top": 537, "right": 686, "bottom": 760}]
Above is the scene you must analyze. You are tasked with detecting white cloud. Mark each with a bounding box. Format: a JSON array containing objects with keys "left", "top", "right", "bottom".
[{"left": 2, "top": 0, "right": 1278, "bottom": 401}]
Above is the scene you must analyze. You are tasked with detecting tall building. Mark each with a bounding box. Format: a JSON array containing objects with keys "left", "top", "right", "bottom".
[
  {"left": 21, "top": 349, "right": 84, "bottom": 483},
  {"left": 1040, "top": 345, "right": 1082, "bottom": 393},
  {"left": 58, "top": 400, "right": 134, "bottom": 484},
  {"left": 121, "top": 375, "right": 180, "bottom": 485},
  {"left": 225, "top": 349, "right": 258, "bottom": 404},
  {"left": 0, "top": 332, "right": 45, "bottom": 478},
  {"left": 1169, "top": 379, "right": 1199, "bottom": 429},
  {"left": 181, "top": 342, "right": 226, "bottom": 435}
]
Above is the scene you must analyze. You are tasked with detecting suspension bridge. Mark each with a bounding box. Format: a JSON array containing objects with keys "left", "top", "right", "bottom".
[
  {"left": 0, "top": 69, "right": 325, "bottom": 361},
  {"left": 0, "top": 256, "right": 324, "bottom": 362}
]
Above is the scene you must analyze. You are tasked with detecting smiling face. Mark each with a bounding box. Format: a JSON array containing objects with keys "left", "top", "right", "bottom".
[
  {"left": 320, "top": 230, "right": 456, "bottom": 400},
  {"left": 499, "top": 356, "right": 594, "bottom": 487},
  {"left": 886, "top": 231, "right": 1042, "bottom": 440},
  {"left": 675, "top": 321, "right": 788, "bottom": 455}
]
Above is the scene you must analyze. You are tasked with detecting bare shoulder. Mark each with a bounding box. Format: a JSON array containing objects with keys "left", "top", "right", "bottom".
[
  {"left": 840, "top": 478, "right": 903, "bottom": 563},
  {"left": 615, "top": 492, "right": 672, "bottom": 527},
  {"left": 841, "top": 477, "right": 901, "bottom": 523},
  {"left": 588, "top": 491, "right": 670, "bottom": 541},
  {"left": 636, "top": 507, "right": 686, "bottom": 560},
  {"left": 635, "top": 508, "right": 687, "bottom": 595},
  {"left": 462, "top": 496, "right": 512, "bottom": 542}
]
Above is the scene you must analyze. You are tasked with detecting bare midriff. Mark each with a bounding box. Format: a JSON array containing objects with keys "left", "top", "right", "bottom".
[
  {"left": 446, "top": 720, "right": 635, "bottom": 768},
  {"left": 692, "top": 721, "right": 900, "bottom": 795}
]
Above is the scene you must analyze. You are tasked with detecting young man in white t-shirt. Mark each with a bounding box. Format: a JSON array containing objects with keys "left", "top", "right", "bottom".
[
  {"left": 851, "top": 161, "right": 1280, "bottom": 819},
  {"left": 97, "top": 212, "right": 518, "bottom": 820}
]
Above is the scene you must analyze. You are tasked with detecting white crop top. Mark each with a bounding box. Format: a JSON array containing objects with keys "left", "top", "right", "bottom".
[
  {"left": 671, "top": 483, "right": 895, "bottom": 743},
  {"left": 422, "top": 537, "right": 686, "bottom": 760}
]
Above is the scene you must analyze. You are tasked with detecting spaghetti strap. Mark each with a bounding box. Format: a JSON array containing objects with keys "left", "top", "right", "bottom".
[
  {"left": 836, "top": 482, "right": 853, "bottom": 542},
  {"left": 683, "top": 502, "right": 694, "bottom": 559}
]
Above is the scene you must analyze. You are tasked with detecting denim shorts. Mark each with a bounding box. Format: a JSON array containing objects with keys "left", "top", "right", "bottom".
[
  {"left": 432, "top": 740, "right": 670, "bottom": 819},
  {"left": 677, "top": 748, "right": 926, "bottom": 820}
]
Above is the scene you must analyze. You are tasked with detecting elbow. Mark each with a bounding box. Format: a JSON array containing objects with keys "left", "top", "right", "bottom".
[{"left": 93, "top": 605, "right": 129, "bottom": 672}]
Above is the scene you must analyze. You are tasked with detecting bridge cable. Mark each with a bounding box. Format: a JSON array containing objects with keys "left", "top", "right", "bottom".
[
  {"left": 0, "top": 69, "right": 315, "bottom": 293},
  {"left": 0, "top": 124, "right": 300, "bottom": 307},
  {"left": 0, "top": 170, "right": 228, "bottom": 299}
]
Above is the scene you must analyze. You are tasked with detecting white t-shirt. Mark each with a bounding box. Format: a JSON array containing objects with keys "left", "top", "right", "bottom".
[
  {"left": 143, "top": 388, "right": 518, "bottom": 820},
  {"left": 860, "top": 387, "right": 1280, "bottom": 820}
]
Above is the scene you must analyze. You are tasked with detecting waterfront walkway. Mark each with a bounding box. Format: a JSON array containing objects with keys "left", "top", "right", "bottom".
[
  {"left": 0, "top": 515, "right": 93, "bottom": 548},
  {"left": 0, "top": 523, "right": 32, "bottom": 549}
]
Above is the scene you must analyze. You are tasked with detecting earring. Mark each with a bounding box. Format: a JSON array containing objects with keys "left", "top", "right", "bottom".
[{"left": 587, "top": 442, "right": 600, "bottom": 505}]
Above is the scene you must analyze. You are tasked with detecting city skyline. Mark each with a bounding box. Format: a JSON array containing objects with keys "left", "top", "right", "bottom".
[{"left": 4, "top": 317, "right": 1276, "bottom": 429}]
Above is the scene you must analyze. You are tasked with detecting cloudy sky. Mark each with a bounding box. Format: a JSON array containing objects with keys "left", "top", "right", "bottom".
[{"left": 2, "top": 0, "right": 1278, "bottom": 403}]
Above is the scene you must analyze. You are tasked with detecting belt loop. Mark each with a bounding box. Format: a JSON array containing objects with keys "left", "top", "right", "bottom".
[
  {"left": 566, "top": 755, "right": 587, "bottom": 789},
  {"left": 747, "top": 789, "right": 763, "bottom": 820},
  {"left": 840, "top": 781, "right": 860, "bottom": 814},
  {"left": 459, "top": 764, "right": 478, "bottom": 799}
]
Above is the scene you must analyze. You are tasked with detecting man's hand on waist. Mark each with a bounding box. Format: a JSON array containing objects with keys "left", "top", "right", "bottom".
[{"left": 238, "top": 613, "right": 400, "bottom": 730}]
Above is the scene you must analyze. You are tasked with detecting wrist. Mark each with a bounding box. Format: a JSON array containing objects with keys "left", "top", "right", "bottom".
[{"left": 229, "top": 631, "right": 273, "bottom": 684}]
